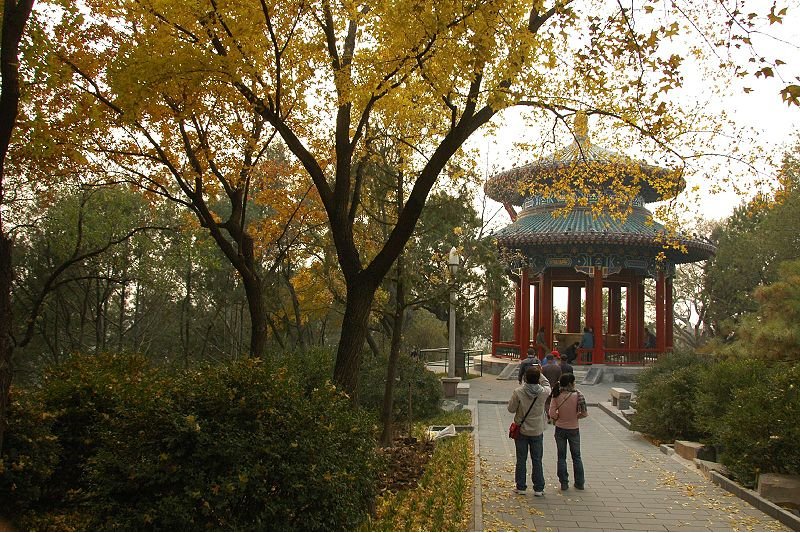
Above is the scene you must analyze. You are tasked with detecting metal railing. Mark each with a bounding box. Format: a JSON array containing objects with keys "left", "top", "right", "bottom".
[
  {"left": 417, "top": 348, "right": 484, "bottom": 376},
  {"left": 490, "top": 343, "right": 663, "bottom": 366},
  {"left": 574, "top": 348, "right": 662, "bottom": 365}
]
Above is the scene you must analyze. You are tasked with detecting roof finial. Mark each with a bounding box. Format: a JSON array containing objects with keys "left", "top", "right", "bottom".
[{"left": 574, "top": 111, "right": 589, "bottom": 141}]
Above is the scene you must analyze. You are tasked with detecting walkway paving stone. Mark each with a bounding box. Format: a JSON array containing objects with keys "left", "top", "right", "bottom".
[{"left": 468, "top": 373, "right": 788, "bottom": 532}]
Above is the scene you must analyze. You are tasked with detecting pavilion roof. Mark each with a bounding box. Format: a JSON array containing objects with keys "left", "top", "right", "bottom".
[
  {"left": 493, "top": 205, "right": 715, "bottom": 263},
  {"left": 485, "top": 113, "right": 683, "bottom": 207}
]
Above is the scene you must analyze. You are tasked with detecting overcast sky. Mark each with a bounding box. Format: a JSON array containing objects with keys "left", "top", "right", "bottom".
[{"left": 473, "top": 6, "right": 800, "bottom": 231}]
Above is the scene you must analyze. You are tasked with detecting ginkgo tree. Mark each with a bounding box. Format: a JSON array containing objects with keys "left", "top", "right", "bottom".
[{"left": 33, "top": 0, "right": 798, "bottom": 396}]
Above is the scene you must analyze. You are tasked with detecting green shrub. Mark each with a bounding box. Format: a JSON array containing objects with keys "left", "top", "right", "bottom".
[
  {"left": 38, "top": 352, "right": 159, "bottom": 504},
  {"left": 358, "top": 352, "right": 442, "bottom": 421},
  {"left": 694, "top": 355, "right": 756, "bottom": 447},
  {"left": 0, "top": 389, "right": 60, "bottom": 516},
  {"left": 714, "top": 362, "right": 800, "bottom": 487},
  {"left": 3, "top": 353, "right": 380, "bottom": 531},
  {"left": 630, "top": 351, "right": 709, "bottom": 442}
]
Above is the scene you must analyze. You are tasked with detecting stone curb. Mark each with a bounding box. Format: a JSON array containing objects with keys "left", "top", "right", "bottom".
[
  {"left": 596, "top": 400, "right": 632, "bottom": 429},
  {"left": 707, "top": 470, "right": 800, "bottom": 531},
  {"left": 650, "top": 421, "right": 800, "bottom": 531},
  {"left": 470, "top": 401, "right": 482, "bottom": 532}
]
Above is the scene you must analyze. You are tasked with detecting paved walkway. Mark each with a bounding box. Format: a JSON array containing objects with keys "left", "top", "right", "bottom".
[{"left": 467, "top": 372, "right": 788, "bottom": 532}]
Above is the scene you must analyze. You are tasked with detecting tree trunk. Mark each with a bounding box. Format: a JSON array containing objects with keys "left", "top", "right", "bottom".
[
  {"left": 455, "top": 309, "right": 466, "bottom": 378},
  {"left": 0, "top": 235, "right": 13, "bottom": 453},
  {"left": 380, "top": 259, "right": 405, "bottom": 446},
  {"left": 333, "top": 278, "right": 378, "bottom": 401},
  {"left": 240, "top": 271, "right": 267, "bottom": 358},
  {"left": 181, "top": 266, "right": 192, "bottom": 368}
]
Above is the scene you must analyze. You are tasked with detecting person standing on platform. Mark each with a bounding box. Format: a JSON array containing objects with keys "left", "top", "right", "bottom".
[
  {"left": 644, "top": 328, "right": 656, "bottom": 349},
  {"left": 548, "top": 373, "right": 588, "bottom": 491},
  {"left": 562, "top": 341, "right": 580, "bottom": 365},
  {"left": 579, "top": 326, "right": 594, "bottom": 362},
  {"left": 535, "top": 326, "right": 549, "bottom": 358},
  {"left": 508, "top": 366, "right": 551, "bottom": 496}
]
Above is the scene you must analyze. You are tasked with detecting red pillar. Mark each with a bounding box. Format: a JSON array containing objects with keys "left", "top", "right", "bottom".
[
  {"left": 627, "top": 279, "right": 637, "bottom": 350},
  {"left": 567, "top": 284, "right": 582, "bottom": 332},
  {"left": 541, "top": 270, "right": 553, "bottom": 358},
  {"left": 513, "top": 283, "right": 521, "bottom": 343},
  {"left": 585, "top": 276, "right": 594, "bottom": 330},
  {"left": 491, "top": 300, "right": 501, "bottom": 353},
  {"left": 592, "top": 268, "right": 604, "bottom": 364},
  {"left": 608, "top": 285, "right": 622, "bottom": 335},
  {"left": 532, "top": 280, "right": 540, "bottom": 339},
  {"left": 520, "top": 269, "right": 531, "bottom": 358},
  {"left": 637, "top": 278, "right": 645, "bottom": 348},
  {"left": 666, "top": 275, "right": 674, "bottom": 350},
  {"left": 656, "top": 270, "right": 666, "bottom": 353}
]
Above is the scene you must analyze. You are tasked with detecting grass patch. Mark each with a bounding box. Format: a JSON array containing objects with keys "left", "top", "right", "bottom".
[
  {"left": 415, "top": 409, "right": 472, "bottom": 430},
  {"left": 364, "top": 434, "right": 473, "bottom": 531}
]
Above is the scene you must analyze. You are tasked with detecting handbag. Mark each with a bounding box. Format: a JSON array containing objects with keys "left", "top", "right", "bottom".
[
  {"left": 551, "top": 391, "right": 574, "bottom": 422},
  {"left": 508, "top": 396, "right": 538, "bottom": 439}
]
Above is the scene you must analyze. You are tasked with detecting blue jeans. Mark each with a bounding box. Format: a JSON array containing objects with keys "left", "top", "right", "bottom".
[
  {"left": 554, "top": 427, "right": 585, "bottom": 487},
  {"left": 514, "top": 433, "right": 544, "bottom": 491}
]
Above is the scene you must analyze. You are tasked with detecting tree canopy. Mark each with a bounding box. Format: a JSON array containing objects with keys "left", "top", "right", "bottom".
[{"left": 10, "top": 0, "right": 798, "bottom": 396}]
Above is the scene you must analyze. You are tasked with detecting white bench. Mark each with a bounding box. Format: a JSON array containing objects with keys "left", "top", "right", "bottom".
[{"left": 610, "top": 387, "right": 632, "bottom": 410}]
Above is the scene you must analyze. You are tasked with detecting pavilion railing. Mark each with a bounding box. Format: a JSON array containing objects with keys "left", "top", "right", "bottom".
[
  {"left": 492, "top": 342, "right": 522, "bottom": 359},
  {"left": 493, "top": 343, "right": 664, "bottom": 366},
  {"left": 575, "top": 348, "right": 662, "bottom": 366}
]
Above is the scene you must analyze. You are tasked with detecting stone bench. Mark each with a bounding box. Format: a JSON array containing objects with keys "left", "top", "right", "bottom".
[
  {"left": 610, "top": 387, "right": 632, "bottom": 410},
  {"left": 456, "top": 382, "right": 470, "bottom": 406},
  {"left": 675, "top": 440, "right": 716, "bottom": 461}
]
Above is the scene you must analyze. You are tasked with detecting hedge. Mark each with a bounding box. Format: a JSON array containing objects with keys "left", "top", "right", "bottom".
[{"left": 1, "top": 353, "right": 380, "bottom": 531}]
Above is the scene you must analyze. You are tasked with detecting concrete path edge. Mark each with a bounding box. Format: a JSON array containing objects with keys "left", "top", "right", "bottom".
[
  {"left": 471, "top": 405, "right": 482, "bottom": 532},
  {"left": 708, "top": 470, "right": 800, "bottom": 530}
]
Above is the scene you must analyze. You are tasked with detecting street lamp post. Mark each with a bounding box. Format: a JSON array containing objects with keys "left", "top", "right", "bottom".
[
  {"left": 447, "top": 247, "right": 460, "bottom": 379},
  {"left": 441, "top": 247, "right": 462, "bottom": 400}
]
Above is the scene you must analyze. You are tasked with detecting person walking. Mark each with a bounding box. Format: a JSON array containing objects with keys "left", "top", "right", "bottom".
[
  {"left": 508, "top": 366, "right": 551, "bottom": 496},
  {"left": 548, "top": 373, "right": 588, "bottom": 491},
  {"left": 560, "top": 353, "right": 575, "bottom": 375},
  {"left": 518, "top": 348, "right": 539, "bottom": 385},
  {"left": 541, "top": 351, "right": 562, "bottom": 424}
]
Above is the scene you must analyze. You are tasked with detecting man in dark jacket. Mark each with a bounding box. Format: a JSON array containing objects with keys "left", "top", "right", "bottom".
[
  {"left": 542, "top": 351, "right": 563, "bottom": 422},
  {"left": 562, "top": 341, "right": 580, "bottom": 365},
  {"left": 518, "top": 348, "right": 539, "bottom": 385}
]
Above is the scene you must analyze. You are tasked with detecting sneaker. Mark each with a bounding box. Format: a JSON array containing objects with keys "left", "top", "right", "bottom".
[
  {"left": 533, "top": 490, "right": 544, "bottom": 497},
  {"left": 513, "top": 488, "right": 527, "bottom": 495},
  {"left": 560, "top": 482, "right": 569, "bottom": 490},
  {"left": 574, "top": 484, "right": 585, "bottom": 490}
]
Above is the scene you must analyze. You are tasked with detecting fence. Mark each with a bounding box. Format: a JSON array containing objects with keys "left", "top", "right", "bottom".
[{"left": 417, "top": 348, "right": 484, "bottom": 376}]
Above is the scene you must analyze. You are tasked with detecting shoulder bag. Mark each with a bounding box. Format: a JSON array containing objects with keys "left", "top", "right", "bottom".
[{"left": 508, "top": 396, "right": 538, "bottom": 439}]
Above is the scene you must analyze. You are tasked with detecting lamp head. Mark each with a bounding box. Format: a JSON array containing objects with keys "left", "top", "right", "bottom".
[{"left": 448, "top": 246, "right": 460, "bottom": 275}]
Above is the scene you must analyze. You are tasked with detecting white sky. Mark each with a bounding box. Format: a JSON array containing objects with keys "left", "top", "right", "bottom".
[
  {"left": 467, "top": 6, "right": 800, "bottom": 319},
  {"left": 472, "top": 6, "right": 800, "bottom": 233}
]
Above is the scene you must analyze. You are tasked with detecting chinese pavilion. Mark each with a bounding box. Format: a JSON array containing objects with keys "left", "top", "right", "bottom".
[{"left": 486, "top": 114, "right": 715, "bottom": 364}]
